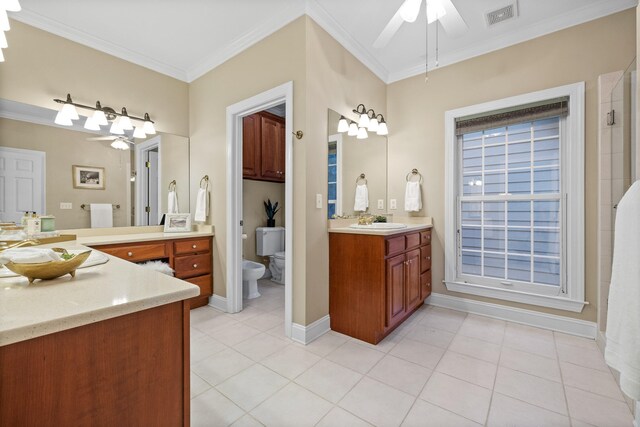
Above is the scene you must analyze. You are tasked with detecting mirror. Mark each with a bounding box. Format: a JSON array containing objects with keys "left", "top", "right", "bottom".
[
  {"left": 327, "top": 109, "right": 387, "bottom": 218},
  {"left": 0, "top": 99, "right": 190, "bottom": 230}
]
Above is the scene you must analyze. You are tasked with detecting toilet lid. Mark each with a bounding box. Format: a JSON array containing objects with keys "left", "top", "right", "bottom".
[{"left": 274, "top": 251, "right": 285, "bottom": 259}]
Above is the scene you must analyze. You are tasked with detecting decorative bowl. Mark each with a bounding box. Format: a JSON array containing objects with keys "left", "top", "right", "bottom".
[{"left": 3, "top": 248, "right": 92, "bottom": 283}]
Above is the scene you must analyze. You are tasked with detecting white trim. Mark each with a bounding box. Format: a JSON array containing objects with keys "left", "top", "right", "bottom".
[
  {"left": 135, "top": 136, "right": 162, "bottom": 226},
  {"left": 428, "top": 293, "right": 597, "bottom": 339},
  {"left": 226, "top": 82, "right": 294, "bottom": 338},
  {"left": 208, "top": 294, "right": 227, "bottom": 312},
  {"left": 291, "top": 315, "right": 331, "bottom": 345},
  {"left": 445, "top": 82, "right": 585, "bottom": 311},
  {"left": 327, "top": 133, "right": 343, "bottom": 216}
]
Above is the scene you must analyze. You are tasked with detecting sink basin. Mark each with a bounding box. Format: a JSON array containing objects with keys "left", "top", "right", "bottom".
[{"left": 349, "top": 223, "right": 408, "bottom": 230}]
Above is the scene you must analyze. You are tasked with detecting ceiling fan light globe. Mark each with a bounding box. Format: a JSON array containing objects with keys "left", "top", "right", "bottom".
[
  {"left": 111, "top": 139, "right": 129, "bottom": 150},
  {"left": 400, "top": 0, "right": 422, "bottom": 23}
]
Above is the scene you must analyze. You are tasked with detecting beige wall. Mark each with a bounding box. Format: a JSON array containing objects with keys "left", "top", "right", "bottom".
[
  {"left": 0, "top": 20, "right": 189, "bottom": 136},
  {"left": 387, "top": 9, "right": 636, "bottom": 322},
  {"left": 158, "top": 134, "right": 190, "bottom": 214},
  {"left": 0, "top": 118, "right": 129, "bottom": 229},
  {"left": 242, "top": 179, "right": 285, "bottom": 264}
]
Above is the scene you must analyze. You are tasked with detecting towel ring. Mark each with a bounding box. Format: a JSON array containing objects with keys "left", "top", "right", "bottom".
[
  {"left": 355, "top": 173, "right": 367, "bottom": 185},
  {"left": 200, "top": 175, "right": 209, "bottom": 190},
  {"left": 406, "top": 168, "right": 423, "bottom": 184},
  {"left": 168, "top": 180, "right": 177, "bottom": 191}
]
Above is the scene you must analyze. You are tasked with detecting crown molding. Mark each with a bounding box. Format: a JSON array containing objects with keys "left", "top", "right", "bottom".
[
  {"left": 387, "top": 0, "right": 638, "bottom": 83},
  {"left": 10, "top": 10, "right": 189, "bottom": 81},
  {"left": 304, "top": 0, "right": 389, "bottom": 83},
  {"left": 185, "top": 2, "right": 306, "bottom": 82}
]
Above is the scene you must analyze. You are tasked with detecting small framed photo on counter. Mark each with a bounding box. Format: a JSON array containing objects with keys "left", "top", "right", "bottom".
[
  {"left": 73, "top": 165, "right": 105, "bottom": 190},
  {"left": 164, "top": 213, "right": 192, "bottom": 233}
]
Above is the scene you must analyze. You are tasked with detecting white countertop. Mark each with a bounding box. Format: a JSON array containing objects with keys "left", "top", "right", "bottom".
[
  {"left": 78, "top": 230, "right": 214, "bottom": 246},
  {"left": 328, "top": 218, "right": 433, "bottom": 236},
  {"left": 0, "top": 238, "right": 201, "bottom": 347}
]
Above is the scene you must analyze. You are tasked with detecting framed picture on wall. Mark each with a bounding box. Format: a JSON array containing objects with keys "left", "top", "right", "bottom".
[
  {"left": 72, "top": 165, "right": 105, "bottom": 190},
  {"left": 164, "top": 213, "right": 192, "bottom": 233}
]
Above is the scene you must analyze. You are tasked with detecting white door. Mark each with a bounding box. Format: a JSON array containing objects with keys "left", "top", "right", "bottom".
[
  {"left": 147, "top": 149, "right": 159, "bottom": 225},
  {"left": 0, "top": 147, "right": 45, "bottom": 223}
]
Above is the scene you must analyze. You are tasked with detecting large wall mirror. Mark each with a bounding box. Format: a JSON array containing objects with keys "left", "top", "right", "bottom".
[
  {"left": 0, "top": 99, "right": 189, "bottom": 230},
  {"left": 327, "top": 109, "right": 388, "bottom": 219}
]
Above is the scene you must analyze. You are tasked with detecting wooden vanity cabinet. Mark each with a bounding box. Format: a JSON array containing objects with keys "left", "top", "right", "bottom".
[
  {"left": 242, "top": 111, "right": 285, "bottom": 182},
  {"left": 91, "top": 236, "right": 213, "bottom": 309},
  {"left": 329, "top": 228, "right": 432, "bottom": 344}
]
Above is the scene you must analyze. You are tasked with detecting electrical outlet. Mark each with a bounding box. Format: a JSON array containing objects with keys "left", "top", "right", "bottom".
[
  {"left": 389, "top": 199, "right": 397, "bottom": 210},
  {"left": 377, "top": 199, "right": 384, "bottom": 209},
  {"left": 316, "top": 193, "right": 322, "bottom": 209},
  {"left": 60, "top": 202, "right": 72, "bottom": 210}
]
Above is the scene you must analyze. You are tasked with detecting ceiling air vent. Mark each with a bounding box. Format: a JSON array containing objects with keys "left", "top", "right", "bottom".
[{"left": 485, "top": 3, "right": 518, "bottom": 27}]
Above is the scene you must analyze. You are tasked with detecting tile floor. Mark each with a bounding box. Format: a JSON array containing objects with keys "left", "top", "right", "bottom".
[{"left": 190, "top": 280, "right": 634, "bottom": 426}]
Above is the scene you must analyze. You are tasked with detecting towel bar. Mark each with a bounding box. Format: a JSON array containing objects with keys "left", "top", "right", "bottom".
[{"left": 80, "top": 204, "right": 120, "bottom": 211}]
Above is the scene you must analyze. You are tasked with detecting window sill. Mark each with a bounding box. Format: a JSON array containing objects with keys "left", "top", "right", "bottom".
[{"left": 444, "top": 280, "right": 587, "bottom": 313}]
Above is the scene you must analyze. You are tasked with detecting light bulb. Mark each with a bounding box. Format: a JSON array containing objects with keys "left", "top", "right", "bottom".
[
  {"left": 357, "top": 127, "right": 368, "bottom": 140},
  {"left": 337, "top": 116, "right": 349, "bottom": 133},
  {"left": 367, "top": 117, "right": 379, "bottom": 132},
  {"left": 92, "top": 109, "right": 108, "bottom": 126},
  {"left": 83, "top": 116, "right": 100, "bottom": 131},
  {"left": 110, "top": 119, "right": 124, "bottom": 135},
  {"left": 400, "top": 0, "right": 422, "bottom": 23},
  {"left": 347, "top": 122, "right": 358, "bottom": 136},
  {"left": 118, "top": 108, "right": 133, "bottom": 130},
  {"left": 60, "top": 103, "right": 79, "bottom": 121},
  {"left": 0, "top": 9, "right": 9, "bottom": 31},
  {"left": 0, "top": 31, "right": 7, "bottom": 49},
  {"left": 0, "top": 0, "right": 21, "bottom": 12},
  {"left": 132, "top": 126, "right": 146, "bottom": 139},
  {"left": 54, "top": 110, "right": 72, "bottom": 126},
  {"left": 142, "top": 113, "right": 156, "bottom": 135},
  {"left": 377, "top": 121, "right": 388, "bottom": 136}
]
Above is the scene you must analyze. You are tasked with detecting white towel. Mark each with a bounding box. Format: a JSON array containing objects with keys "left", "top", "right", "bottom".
[
  {"left": 605, "top": 180, "right": 640, "bottom": 400},
  {"left": 194, "top": 188, "right": 208, "bottom": 222},
  {"left": 0, "top": 248, "right": 62, "bottom": 265},
  {"left": 405, "top": 181, "right": 422, "bottom": 212},
  {"left": 354, "top": 184, "right": 369, "bottom": 212},
  {"left": 168, "top": 190, "right": 179, "bottom": 214},
  {"left": 90, "top": 203, "right": 113, "bottom": 228}
]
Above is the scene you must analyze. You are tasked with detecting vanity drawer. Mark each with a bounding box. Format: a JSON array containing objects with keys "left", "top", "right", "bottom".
[
  {"left": 174, "top": 253, "right": 211, "bottom": 278},
  {"left": 420, "top": 245, "right": 432, "bottom": 273},
  {"left": 185, "top": 274, "right": 212, "bottom": 298},
  {"left": 420, "top": 230, "right": 431, "bottom": 246},
  {"left": 386, "top": 236, "right": 405, "bottom": 256},
  {"left": 99, "top": 243, "right": 168, "bottom": 262},
  {"left": 174, "top": 238, "right": 211, "bottom": 255},
  {"left": 405, "top": 232, "right": 421, "bottom": 249},
  {"left": 420, "top": 271, "right": 431, "bottom": 299}
]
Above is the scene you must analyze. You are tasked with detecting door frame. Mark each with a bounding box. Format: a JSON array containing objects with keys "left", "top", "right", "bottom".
[
  {"left": 0, "top": 146, "right": 46, "bottom": 220},
  {"left": 135, "top": 136, "right": 162, "bottom": 226},
  {"left": 226, "top": 81, "right": 294, "bottom": 338}
]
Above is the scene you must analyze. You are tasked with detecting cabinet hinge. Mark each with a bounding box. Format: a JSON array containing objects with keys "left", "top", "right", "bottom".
[
  {"left": 145, "top": 206, "right": 151, "bottom": 213},
  {"left": 145, "top": 161, "right": 151, "bottom": 168}
]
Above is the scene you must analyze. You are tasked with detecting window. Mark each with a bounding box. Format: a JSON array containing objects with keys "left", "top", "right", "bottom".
[
  {"left": 444, "top": 83, "right": 585, "bottom": 312},
  {"left": 327, "top": 134, "right": 342, "bottom": 219}
]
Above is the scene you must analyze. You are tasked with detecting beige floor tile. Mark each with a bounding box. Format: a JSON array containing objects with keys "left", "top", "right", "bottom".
[
  {"left": 554, "top": 332, "right": 598, "bottom": 349},
  {"left": 435, "top": 350, "right": 497, "bottom": 389},
  {"left": 405, "top": 326, "right": 455, "bottom": 349},
  {"left": 225, "top": 305, "right": 267, "bottom": 322},
  {"left": 190, "top": 372, "right": 211, "bottom": 398},
  {"left": 190, "top": 334, "right": 228, "bottom": 363},
  {"left": 300, "top": 331, "right": 348, "bottom": 357},
  {"left": 494, "top": 366, "right": 567, "bottom": 415},
  {"left": 402, "top": 399, "right": 482, "bottom": 427},
  {"left": 250, "top": 383, "right": 332, "bottom": 427},
  {"left": 190, "top": 326, "right": 206, "bottom": 341},
  {"left": 230, "top": 414, "right": 264, "bottom": 427},
  {"left": 262, "top": 344, "right": 321, "bottom": 379},
  {"left": 502, "top": 331, "right": 557, "bottom": 359},
  {"left": 195, "top": 314, "right": 240, "bottom": 335},
  {"left": 557, "top": 343, "right": 610, "bottom": 372},
  {"left": 242, "top": 312, "right": 283, "bottom": 332},
  {"left": 560, "top": 362, "right": 625, "bottom": 401},
  {"left": 420, "top": 306, "right": 467, "bottom": 333},
  {"left": 487, "top": 392, "right": 570, "bottom": 427},
  {"left": 499, "top": 346, "right": 562, "bottom": 383},
  {"left": 209, "top": 322, "right": 262, "bottom": 347},
  {"left": 448, "top": 334, "right": 501, "bottom": 364},
  {"left": 355, "top": 329, "right": 406, "bottom": 353},
  {"left": 457, "top": 315, "right": 505, "bottom": 344},
  {"left": 339, "top": 376, "right": 415, "bottom": 427},
  {"left": 192, "top": 348, "right": 255, "bottom": 386},
  {"left": 367, "top": 354, "right": 433, "bottom": 396},
  {"left": 505, "top": 322, "right": 554, "bottom": 342},
  {"left": 294, "top": 359, "right": 362, "bottom": 403},
  {"left": 316, "top": 407, "right": 373, "bottom": 427},
  {"left": 232, "top": 333, "right": 289, "bottom": 362},
  {"left": 389, "top": 337, "right": 445, "bottom": 369},
  {"left": 265, "top": 322, "right": 287, "bottom": 339},
  {"left": 190, "top": 306, "right": 224, "bottom": 325},
  {"left": 570, "top": 419, "right": 598, "bottom": 427},
  {"left": 190, "top": 387, "right": 245, "bottom": 427},
  {"left": 326, "top": 341, "right": 385, "bottom": 374},
  {"left": 216, "top": 364, "right": 289, "bottom": 411},
  {"left": 565, "top": 386, "right": 634, "bottom": 427},
  {"left": 420, "top": 372, "right": 492, "bottom": 424}
]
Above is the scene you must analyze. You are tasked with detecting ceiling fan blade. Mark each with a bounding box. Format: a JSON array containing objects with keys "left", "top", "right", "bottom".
[
  {"left": 373, "top": 8, "right": 405, "bottom": 49},
  {"left": 437, "top": 0, "right": 468, "bottom": 38},
  {"left": 87, "top": 136, "right": 117, "bottom": 141}
]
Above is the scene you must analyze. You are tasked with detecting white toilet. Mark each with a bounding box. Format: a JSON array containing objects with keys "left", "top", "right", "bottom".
[
  {"left": 256, "top": 226, "right": 286, "bottom": 285},
  {"left": 242, "top": 259, "right": 265, "bottom": 299}
]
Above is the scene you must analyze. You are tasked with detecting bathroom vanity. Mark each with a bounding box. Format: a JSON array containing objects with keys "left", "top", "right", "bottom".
[{"left": 329, "top": 222, "right": 432, "bottom": 344}]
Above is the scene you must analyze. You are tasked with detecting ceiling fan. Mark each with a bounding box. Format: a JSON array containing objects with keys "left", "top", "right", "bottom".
[
  {"left": 87, "top": 135, "right": 133, "bottom": 150},
  {"left": 373, "top": 0, "right": 468, "bottom": 49}
]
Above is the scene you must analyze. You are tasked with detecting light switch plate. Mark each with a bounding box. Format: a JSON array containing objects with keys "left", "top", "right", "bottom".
[
  {"left": 60, "top": 202, "right": 72, "bottom": 210},
  {"left": 389, "top": 199, "right": 397, "bottom": 210},
  {"left": 377, "top": 199, "right": 384, "bottom": 209},
  {"left": 316, "top": 194, "right": 322, "bottom": 209}
]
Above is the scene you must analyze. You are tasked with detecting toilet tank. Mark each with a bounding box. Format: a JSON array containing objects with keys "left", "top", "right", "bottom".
[{"left": 256, "top": 227, "right": 285, "bottom": 256}]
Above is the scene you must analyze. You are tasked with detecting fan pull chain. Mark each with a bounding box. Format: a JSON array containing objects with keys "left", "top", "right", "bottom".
[
  {"left": 435, "top": 18, "right": 439, "bottom": 68},
  {"left": 425, "top": 0, "right": 429, "bottom": 82}
]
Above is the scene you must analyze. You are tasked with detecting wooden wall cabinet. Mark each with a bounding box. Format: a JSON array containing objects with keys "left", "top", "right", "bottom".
[
  {"left": 91, "top": 236, "right": 213, "bottom": 309},
  {"left": 329, "top": 228, "right": 432, "bottom": 344},
  {"left": 243, "top": 111, "right": 285, "bottom": 182}
]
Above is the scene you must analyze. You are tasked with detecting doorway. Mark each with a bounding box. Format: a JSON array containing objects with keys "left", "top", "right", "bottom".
[
  {"left": 135, "top": 136, "right": 161, "bottom": 226},
  {"left": 226, "top": 82, "right": 294, "bottom": 338},
  {"left": 0, "top": 147, "right": 46, "bottom": 223}
]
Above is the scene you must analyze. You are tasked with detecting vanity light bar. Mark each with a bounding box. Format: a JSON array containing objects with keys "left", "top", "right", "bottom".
[{"left": 337, "top": 103, "right": 389, "bottom": 138}]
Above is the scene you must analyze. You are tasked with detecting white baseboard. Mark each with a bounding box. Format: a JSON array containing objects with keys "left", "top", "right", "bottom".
[
  {"left": 596, "top": 330, "right": 607, "bottom": 355},
  {"left": 208, "top": 294, "right": 228, "bottom": 312},
  {"left": 291, "top": 315, "right": 330, "bottom": 345},
  {"left": 427, "top": 293, "right": 597, "bottom": 339}
]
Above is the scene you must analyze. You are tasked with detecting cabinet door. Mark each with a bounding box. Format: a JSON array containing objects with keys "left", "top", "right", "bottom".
[
  {"left": 260, "top": 115, "right": 285, "bottom": 182},
  {"left": 243, "top": 114, "right": 261, "bottom": 179},
  {"left": 405, "top": 249, "right": 421, "bottom": 311},
  {"left": 386, "top": 254, "right": 406, "bottom": 327}
]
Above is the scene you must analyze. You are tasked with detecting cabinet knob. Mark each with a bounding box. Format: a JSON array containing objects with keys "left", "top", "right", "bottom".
[
  {"left": 193, "top": 264, "right": 198, "bottom": 269},
  {"left": 192, "top": 244, "right": 197, "bottom": 249},
  {"left": 427, "top": 256, "right": 431, "bottom": 260},
  {"left": 127, "top": 252, "right": 133, "bottom": 257}
]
